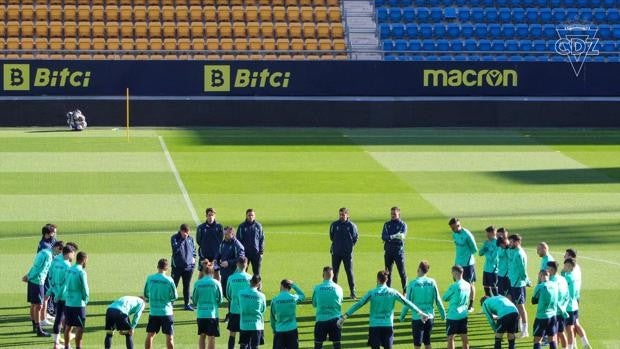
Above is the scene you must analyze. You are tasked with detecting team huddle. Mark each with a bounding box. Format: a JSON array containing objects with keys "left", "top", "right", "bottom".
[{"left": 23, "top": 208, "right": 593, "bottom": 349}]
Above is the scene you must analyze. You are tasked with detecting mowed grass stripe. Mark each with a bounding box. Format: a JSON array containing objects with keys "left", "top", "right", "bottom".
[
  {"left": 0, "top": 134, "right": 162, "bottom": 152},
  {"left": 0, "top": 195, "right": 192, "bottom": 221},
  {"left": 0, "top": 172, "right": 180, "bottom": 194},
  {"left": 0, "top": 152, "right": 170, "bottom": 172}
]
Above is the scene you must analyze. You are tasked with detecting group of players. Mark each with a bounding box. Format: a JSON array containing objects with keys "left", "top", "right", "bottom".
[{"left": 22, "top": 207, "right": 593, "bottom": 349}]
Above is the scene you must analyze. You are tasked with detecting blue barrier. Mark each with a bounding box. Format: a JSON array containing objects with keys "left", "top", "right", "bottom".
[{"left": 1, "top": 60, "right": 619, "bottom": 97}]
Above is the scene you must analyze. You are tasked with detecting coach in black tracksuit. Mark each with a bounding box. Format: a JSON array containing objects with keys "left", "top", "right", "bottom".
[
  {"left": 196, "top": 208, "right": 224, "bottom": 273},
  {"left": 171, "top": 223, "right": 196, "bottom": 310},
  {"left": 330, "top": 207, "right": 359, "bottom": 299},
  {"left": 215, "top": 226, "right": 245, "bottom": 297},
  {"left": 382, "top": 206, "right": 408, "bottom": 292},
  {"left": 237, "top": 208, "right": 264, "bottom": 276}
]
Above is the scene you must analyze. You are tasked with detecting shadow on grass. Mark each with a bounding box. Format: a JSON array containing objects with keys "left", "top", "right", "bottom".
[
  {"left": 25, "top": 129, "right": 74, "bottom": 134},
  {"left": 491, "top": 168, "right": 620, "bottom": 185}
]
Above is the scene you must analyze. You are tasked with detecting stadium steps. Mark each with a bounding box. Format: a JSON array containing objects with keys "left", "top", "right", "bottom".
[{"left": 343, "top": 0, "right": 381, "bottom": 59}]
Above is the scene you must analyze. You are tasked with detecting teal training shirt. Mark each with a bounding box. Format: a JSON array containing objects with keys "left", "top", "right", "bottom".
[
  {"left": 47, "top": 254, "right": 71, "bottom": 302},
  {"left": 442, "top": 279, "right": 470, "bottom": 320},
  {"left": 270, "top": 284, "right": 306, "bottom": 332},
  {"left": 401, "top": 276, "right": 445, "bottom": 321},
  {"left": 562, "top": 271, "right": 579, "bottom": 312},
  {"left": 192, "top": 275, "right": 223, "bottom": 319},
  {"left": 27, "top": 249, "right": 53, "bottom": 285},
  {"left": 497, "top": 247, "right": 509, "bottom": 277},
  {"left": 549, "top": 275, "right": 569, "bottom": 319},
  {"left": 570, "top": 264, "right": 582, "bottom": 300},
  {"left": 108, "top": 296, "right": 146, "bottom": 329},
  {"left": 532, "top": 280, "right": 558, "bottom": 319},
  {"left": 452, "top": 228, "right": 478, "bottom": 266},
  {"left": 226, "top": 270, "right": 252, "bottom": 315},
  {"left": 65, "top": 264, "right": 89, "bottom": 307},
  {"left": 481, "top": 296, "right": 518, "bottom": 331},
  {"left": 344, "top": 284, "right": 422, "bottom": 328},
  {"left": 238, "top": 287, "right": 267, "bottom": 331},
  {"left": 479, "top": 239, "right": 499, "bottom": 273},
  {"left": 312, "top": 280, "right": 343, "bottom": 322},
  {"left": 508, "top": 247, "right": 528, "bottom": 287},
  {"left": 539, "top": 254, "right": 555, "bottom": 272},
  {"left": 143, "top": 272, "right": 177, "bottom": 316}
]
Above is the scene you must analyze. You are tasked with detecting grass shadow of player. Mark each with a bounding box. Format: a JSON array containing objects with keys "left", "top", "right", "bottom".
[{"left": 25, "top": 129, "right": 74, "bottom": 133}]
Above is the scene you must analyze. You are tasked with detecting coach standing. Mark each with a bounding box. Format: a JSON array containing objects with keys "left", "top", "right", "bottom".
[
  {"left": 382, "top": 206, "right": 408, "bottom": 293},
  {"left": 237, "top": 209, "right": 264, "bottom": 277},
  {"left": 171, "top": 223, "right": 197, "bottom": 311},
  {"left": 330, "top": 207, "right": 359, "bottom": 299},
  {"left": 196, "top": 208, "right": 224, "bottom": 277}
]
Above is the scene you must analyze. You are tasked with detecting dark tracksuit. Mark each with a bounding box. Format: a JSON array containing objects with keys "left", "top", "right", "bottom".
[
  {"left": 382, "top": 218, "right": 408, "bottom": 292},
  {"left": 215, "top": 237, "right": 245, "bottom": 299},
  {"left": 237, "top": 220, "right": 264, "bottom": 276},
  {"left": 171, "top": 232, "right": 196, "bottom": 307},
  {"left": 329, "top": 219, "right": 359, "bottom": 295},
  {"left": 196, "top": 221, "right": 224, "bottom": 270}
]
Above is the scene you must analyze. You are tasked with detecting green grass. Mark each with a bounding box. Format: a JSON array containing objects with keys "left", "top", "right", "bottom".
[{"left": 1, "top": 127, "right": 619, "bottom": 349}]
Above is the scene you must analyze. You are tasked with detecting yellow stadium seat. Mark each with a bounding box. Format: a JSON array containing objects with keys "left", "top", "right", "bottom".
[
  {"left": 231, "top": 6, "right": 244, "bottom": 21},
  {"left": 121, "top": 38, "right": 134, "bottom": 50},
  {"left": 247, "top": 22, "right": 260, "bottom": 38},
  {"left": 121, "top": 5, "right": 134, "bottom": 21},
  {"left": 261, "top": 22, "right": 274, "bottom": 38},
  {"left": 315, "top": 6, "right": 327, "bottom": 22},
  {"left": 192, "top": 38, "right": 205, "bottom": 50},
  {"left": 290, "top": 38, "right": 303, "bottom": 51},
  {"left": 162, "top": 22, "right": 175, "bottom": 38},
  {"left": 120, "top": 22, "right": 134, "bottom": 38},
  {"left": 206, "top": 54, "right": 220, "bottom": 59},
  {"left": 149, "top": 22, "right": 162, "bottom": 38},
  {"left": 162, "top": 6, "right": 175, "bottom": 21},
  {"left": 133, "top": 5, "right": 147, "bottom": 21},
  {"left": 326, "top": 0, "right": 339, "bottom": 6},
  {"left": 6, "top": 22, "right": 20, "bottom": 38},
  {"left": 49, "top": 37, "right": 63, "bottom": 50},
  {"left": 333, "top": 38, "right": 345, "bottom": 50},
  {"left": 21, "top": 21, "right": 34, "bottom": 37},
  {"left": 178, "top": 38, "right": 191, "bottom": 50},
  {"left": 0, "top": 38, "right": 5, "bottom": 51},
  {"left": 34, "top": 22, "right": 48, "bottom": 38},
  {"left": 135, "top": 38, "right": 149, "bottom": 51},
  {"left": 149, "top": 38, "right": 163, "bottom": 50},
  {"left": 318, "top": 38, "right": 331, "bottom": 50},
  {"left": 234, "top": 38, "right": 248, "bottom": 50},
  {"left": 222, "top": 54, "right": 239, "bottom": 59},
  {"left": 248, "top": 38, "right": 261, "bottom": 51},
  {"left": 317, "top": 23, "right": 329, "bottom": 39},
  {"left": 235, "top": 54, "right": 250, "bottom": 59},
  {"left": 328, "top": 6, "right": 341, "bottom": 22},
  {"left": 304, "top": 38, "right": 317, "bottom": 50},
  {"left": 203, "top": 6, "right": 217, "bottom": 21},
  {"left": 135, "top": 22, "right": 148, "bottom": 38},
  {"left": 21, "top": 38, "right": 34, "bottom": 50},
  {"left": 91, "top": 0, "right": 105, "bottom": 5},
  {"left": 34, "top": 37, "right": 48, "bottom": 50},
  {"left": 0, "top": 26, "right": 4, "bottom": 40},
  {"left": 258, "top": 6, "right": 272, "bottom": 21},
  {"left": 106, "top": 22, "right": 119, "bottom": 38},
  {"left": 148, "top": 0, "right": 161, "bottom": 6},
  {"left": 48, "top": 54, "right": 64, "bottom": 60},
  {"left": 262, "top": 38, "right": 276, "bottom": 51},
  {"left": 279, "top": 54, "right": 293, "bottom": 60},
  {"left": 216, "top": 0, "right": 229, "bottom": 6},
  {"left": 188, "top": 0, "right": 206, "bottom": 5},
  {"left": 289, "top": 22, "right": 302, "bottom": 38},
  {"left": 107, "top": 38, "right": 121, "bottom": 50},
  {"left": 190, "top": 22, "right": 204, "bottom": 38},
  {"left": 302, "top": 23, "right": 316, "bottom": 38},
  {"left": 7, "top": 5, "right": 19, "bottom": 21},
  {"left": 77, "top": 6, "right": 90, "bottom": 21},
  {"left": 119, "top": 0, "right": 132, "bottom": 5},
  {"left": 233, "top": 22, "right": 246, "bottom": 38},
  {"left": 220, "top": 38, "right": 233, "bottom": 50},
  {"left": 149, "top": 54, "right": 165, "bottom": 60},
  {"left": 274, "top": 23, "right": 288, "bottom": 38},
  {"left": 106, "top": 5, "right": 119, "bottom": 22},
  {"left": 299, "top": 0, "right": 312, "bottom": 6},
  {"left": 163, "top": 38, "right": 176, "bottom": 50},
  {"left": 312, "top": 0, "right": 326, "bottom": 5},
  {"left": 78, "top": 54, "right": 94, "bottom": 59},
  {"left": 331, "top": 23, "right": 343, "bottom": 38},
  {"left": 178, "top": 23, "right": 190, "bottom": 38},
  {"left": 246, "top": 6, "right": 258, "bottom": 21},
  {"left": 7, "top": 38, "right": 20, "bottom": 50},
  {"left": 105, "top": 0, "right": 118, "bottom": 6},
  {"left": 219, "top": 22, "right": 232, "bottom": 38},
  {"left": 176, "top": 6, "right": 189, "bottom": 21},
  {"left": 147, "top": 6, "right": 161, "bottom": 21},
  {"left": 77, "top": 22, "right": 91, "bottom": 38},
  {"left": 273, "top": 6, "right": 286, "bottom": 22},
  {"left": 217, "top": 7, "right": 231, "bottom": 21},
  {"left": 63, "top": 5, "right": 77, "bottom": 22},
  {"left": 206, "top": 38, "right": 219, "bottom": 50},
  {"left": 231, "top": 0, "right": 245, "bottom": 6},
  {"left": 93, "top": 37, "right": 106, "bottom": 50},
  {"left": 263, "top": 53, "right": 278, "bottom": 59},
  {"left": 21, "top": 5, "right": 34, "bottom": 21},
  {"left": 300, "top": 6, "right": 314, "bottom": 21},
  {"left": 286, "top": 6, "right": 300, "bottom": 22},
  {"left": 189, "top": 6, "right": 203, "bottom": 21},
  {"left": 292, "top": 54, "right": 306, "bottom": 59},
  {"left": 91, "top": 21, "right": 105, "bottom": 37},
  {"left": 276, "top": 38, "right": 290, "bottom": 50},
  {"left": 92, "top": 5, "right": 105, "bottom": 21},
  {"left": 65, "top": 22, "right": 78, "bottom": 38},
  {"left": 64, "top": 38, "right": 78, "bottom": 51},
  {"left": 34, "top": 6, "right": 48, "bottom": 22},
  {"left": 284, "top": 0, "right": 297, "bottom": 6},
  {"left": 205, "top": 22, "right": 218, "bottom": 38}
]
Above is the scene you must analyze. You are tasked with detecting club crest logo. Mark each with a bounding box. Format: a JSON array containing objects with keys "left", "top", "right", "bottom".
[{"left": 554, "top": 25, "right": 599, "bottom": 77}]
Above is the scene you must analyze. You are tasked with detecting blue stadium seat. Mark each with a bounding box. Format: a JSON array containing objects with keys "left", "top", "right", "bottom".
[
  {"left": 489, "top": 24, "right": 502, "bottom": 38},
  {"left": 464, "top": 39, "right": 478, "bottom": 51},
  {"left": 506, "top": 39, "right": 520, "bottom": 51},
  {"left": 545, "top": 40, "right": 556, "bottom": 51},
  {"left": 444, "top": 7, "right": 457, "bottom": 19},
  {"left": 375, "top": 0, "right": 385, "bottom": 7},
  {"left": 377, "top": 8, "right": 389, "bottom": 23},
  {"left": 419, "top": 24, "right": 433, "bottom": 38},
  {"left": 414, "top": 0, "right": 426, "bottom": 5},
  {"left": 577, "top": 0, "right": 588, "bottom": 6},
  {"left": 496, "top": 0, "right": 509, "bottom": 6},
  {"left": 430, "top": 7, "right": 443, "bottom": 21},
  {"left": 593, "top": 8, "right": 607, "bottom": 22},
  {"left": 608, "top": 55, "right": 620, "bottom": 62},
  {"left": 481, "top": 55, "right": 495, "bottom": 61},
  {"left": 611, "top": 24, "right": 620, "bottom": 39},
  {"left": 524, "top": 55, "right": 538, "bottom": 61},
  {"left": 387, "top": 0, "right": 400, "bottom": 7},
  {"left": 399, "top": 0, "right": 413, "bottom": 6},
  {"left": 475, "top": 23, "right": 488, "bottom": 37},
  {"left": 516, "top": 24, "right": 529, "bottom": 38},
  {"left": 391, "top": 24, "right": 406, "bottom": 38},
  {"left": 598, "top": 24, "right": 612, "bottom": 39},
  {"left": 471, "top": 7, "right": 484, "bottom": 22},
  {"left": 519, "top": 39, "right": 533, "bottom": 51},
  {"left": 485, "top": 8, "right": 499, "bottom": 22},
  {"left": 509, "top": 55, "right": 524, "bottom": 61},
  {"left": 608, "top": 9, "right": 620, "bottom": 22},
  {"left": 532, "top": 39, "right": 546, "bottom": 51},
  {"left": 408, "top": 39, "right": 422, "bottom": 51},
  {"left": 536, "top": 55, "right": 550, "bottom": 62},
  {"left": 389, "top": 8, "right": 402, "bottom": 22},
  {"left": 552, "top": 9, "right": 566, "bottom": 22},
  {"left": 564, "top": 0, "right": 576, "bottom": 6},
  {"left": 534, "top": 0, "right": 548, "bottom": 6},
  {"left": 461, "top": 24, "right": 474, "bottom": 37},
  {"left": 453, "top": 0, "right": 469, "bottom": 5},
  {"left": 509, "top": 0, "right": 522, "bottom": 7},
  {"left": 453, "top": 54, "right": 468, "bottom": 61},
  {"left": 502, "top": 24, "right": 516, "bottom": 37},
  {"left": 440, "top": 0, "right": 453, "bottom": 5},
  {"left": 384, "top": 54, "right": 398, "bottom": 61},
  {"left": 382, "top": 40, "right": 395, "bottom": 51},
  {"left": 417, "top": 7, "right": 430, "bottom": 21},
  {"left": 434, "top": 24, "right": 446, "bottom": 37},
  {"left": 525, "top": 8, "right": 538, "bottom": 23},
  {"left": 550, "top": 55, "right": 566, "bottom": 62},
  {"left": 446, "top": 23, "right": 460, "bottom": 38},
  {"left": 481, "top": 0, "right": 495, "bottom": 7},
  {"left": 542, "top": 24, "right": 556, "bottom": 40},
  {"left": 421, "top": 39, "right": 435, "bottom": 51},
  {"left": 539, "top": 8, "right": 552, "bottom": 22},
  {"left": 598, "top": 40, "right": 617, "bottom": 52},
  {"left": 426, "top": 0, "right": 441, "bottom": 5},
  {"left": 457, "top": 8, "right": 470, "bottom": 22},
  {"left": 394, "top": 39, "right": 408, "bottom": 51},
  {"left": 530, "top": 24, "right": 542, "bottom": 38},
  {"left": 438, "top": 55, "right": 455, "bottom": 61},
  {"left": 495, "top": 55, "right": 509, "bottom": 61},
  {"left": 512, "top": 8, "right": 525, "bottom": 22},
  {"left": 566, "top": 8, "right": 579, "bottom": 21},
  {"left": 499, "top": 8, "right": 511, "bottom": 22},
  {"left": 403, "top": 8, "right": 415, "bottom": 22},
  {"left": 406, "top": 25, "right": 418, "bottom": 38},
  {"left": 591, "top": 55, "right": 606, "bottom": 62},
  {"left": 424, "top": 55, "right": 440, "bottom": 61},
  {"left": 379, "top": 24, "right": 391, "bottom": 39},
  {"left": 580, "top": 8, "right": 593, "bottom": 21},
  {"left": 550, "top": 0, "right": 561, "bottom": 7},
  {"left": 479, "top": 39, "right": 492, "bottom": 51},
  {"left": 436, "top": 39, "right": 450, "bottom": 51},
  {"left": 522, "top": 0, "right": 535, "bottom": 6},
  {"left": 491, "top": 40, "right": 506, "bottom": 51},
  {"left": 602, "top": 0, "right": 615, "bottom": 7},
  {"left": 450, "top": 40, "right": 464, "bottom": 51}
]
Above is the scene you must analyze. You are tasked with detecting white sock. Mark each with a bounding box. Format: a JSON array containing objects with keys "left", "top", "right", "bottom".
[
  {"left": 53, "top": 333, "right": 59, "bottom": 344},
  {"left": 581, "top": 337, "right": 590, "bottom": 346},
  {"left": 522, "top": 322, "right": 528, "bottom": 333}
]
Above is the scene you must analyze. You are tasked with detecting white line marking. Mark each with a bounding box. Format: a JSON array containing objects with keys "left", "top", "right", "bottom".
[{"left": 158, "top": 135, "right": 200, "bottom": 226}]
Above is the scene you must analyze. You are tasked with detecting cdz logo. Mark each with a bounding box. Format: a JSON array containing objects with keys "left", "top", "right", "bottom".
[{"left": 554, "top": 25, "right": 599, "bottom": 77}]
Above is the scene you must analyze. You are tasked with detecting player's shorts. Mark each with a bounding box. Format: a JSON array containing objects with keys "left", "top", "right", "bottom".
[
  {"left": 239, "top": 330, "right": 264, "bottom": 347},
  {"left": 227, "top": 313, "right": 241, "bottom": 332},
  {"left": 274, "top": 329, "right": 298, "bottom": 349},
  {"left": 497, "top": 276, "right": 511, "bottom": 296},
  {"left": 555, "top": 315, "right": 565, "bottom": 333},
  {"left": 483, "top": 271, "right": 498, "bottom": 287},
  {"left": 446, "top": 318, "right": 468, "bottom": 336},
  {"left": 65, "top": 306, "right": 87, "bottom": 327},
  {"left": 411, "top": 319, "right": 434, "bottom": 346},
  {"left": 461, "top": 265, "right": 476, "bottom": 283},
  {"left": 146, "top": 315, "right": 174, "bottom": 335},
  {"left": 197, "top": 318, "right": 220, "bottom": 336},
  {"left": 509, "top": 286, "right": 526, "bottom": 305},
  {"left": 105, "top": 308, "right": 131, "bottom": 332},
  {"left": 368, "top": 326, "right": 393, "bottom": 348},
  {"left": 314, "top": 318, "right": 341, "bottom": 343},
  {"left": 27, "top": 282, "right": 45, "bottom": 304},
  {"left": 533, "top": 317, "right": 557, "bottom": 337},
  {"left": 496, "top": 312, "right": 519, "bottom": 333},
  {"left": 566, "top": 310, "right": 579, "bottom": 326}
]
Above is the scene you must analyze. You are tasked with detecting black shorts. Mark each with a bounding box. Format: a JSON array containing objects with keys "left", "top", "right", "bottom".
[
  {"left": 566, "top": 310, "right": 579, "bottom": 326},
  {"left": 146, "top": 315, "right": 174, "bottom": 335},
  {"left": 274, "top": 329, "right": 298, "bottom": 349},
  {"left": 497, "top": 276, "right": 511, "bottom": 296},
  {"left": 65, "top": 306, "right": 87, "bottom": 328},
  {"left": 227, "top": 313, "right": 241, "bottom": 332},
  {"left": 368, "top": 326, "right": 393, "bottom": 348},
  {"left": 496, "top": 312, "right": 519, "bottom": 334},
  {"left": 509, "top": 286, "right": 526, "bottom": 305},
  {"left": 411, "top": 319, "right": 434, "bottom": 346},
  {"left": 533, "top": 317, "right": 557, "bottom": 337},
  {"left": 446, "top": 318, "right": 468, "bottom": 336},
  {"left": 314, "top": 318, "right": 341, "bottom": 343},
  {"left": 239, "top": 329, "right": 264, "bottom": 346},
  {"left": 483, "top": 271, "right": 498, "bottom": 287},
  {"left": 27, "top": 282, "right": 45, "bottom": 304},
  {"left": 555, "top": 315, "right": 565, "bottom": 333},
  {"left": 461, "top": 265, "right": 476, "bottom": 283},
  {"left": 105, "top": 308, "right": 131, "bottom": 332},
  {"left": 197, "top": 318, "right": 220, "bottom": 336}
]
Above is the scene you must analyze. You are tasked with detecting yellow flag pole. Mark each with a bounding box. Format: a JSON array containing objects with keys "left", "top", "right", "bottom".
[{"left": 126, "top": 87, "right": 130, "bottom": 143}]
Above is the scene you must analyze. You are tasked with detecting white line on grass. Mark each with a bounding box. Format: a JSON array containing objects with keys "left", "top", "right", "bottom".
[{"left": 158, "top": 135, "right": 200, "bottom": 226}]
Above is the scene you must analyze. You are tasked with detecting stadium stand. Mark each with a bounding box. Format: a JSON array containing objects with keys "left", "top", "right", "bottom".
[
  {"left": 0, "top": 0, "right": 348, "bottom": 59},
  {"left": 376, "top": 0, "right": 620, "bottom": 61}
]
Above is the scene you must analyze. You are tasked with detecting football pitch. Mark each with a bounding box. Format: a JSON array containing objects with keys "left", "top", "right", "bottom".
[{"left": 1, "top": 127, "right": 619, "bottom": 349}]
